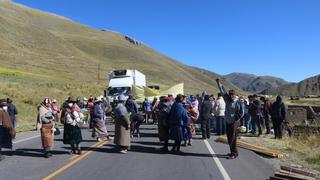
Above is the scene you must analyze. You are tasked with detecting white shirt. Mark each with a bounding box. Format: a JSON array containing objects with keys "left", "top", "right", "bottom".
[{"left": 215, "top": 97, "right": 226, "bottom": 117}]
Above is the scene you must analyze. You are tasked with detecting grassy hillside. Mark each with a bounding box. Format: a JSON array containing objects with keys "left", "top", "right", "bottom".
[{"left": 0, "top": 1, "right": 239, "bottom": 131}]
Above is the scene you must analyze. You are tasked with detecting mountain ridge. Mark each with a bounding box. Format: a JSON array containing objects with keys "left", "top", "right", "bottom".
[
  {"left": 262, "top": 74, "right": 320, "bottom": 96},
  {"left": 223, "top": 72, "right": 288, "bottom": 93}
]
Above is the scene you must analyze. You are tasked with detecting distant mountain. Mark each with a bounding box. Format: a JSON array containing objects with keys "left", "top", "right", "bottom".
[
  {"left": 224, "top": 73, "right": 288, "bottom": 93},
  {"left": 223, "top": 73, "right": 257, "bottom": 91},
  {"left": 262, "top": 75, "right": 320, "bottom": 96}
]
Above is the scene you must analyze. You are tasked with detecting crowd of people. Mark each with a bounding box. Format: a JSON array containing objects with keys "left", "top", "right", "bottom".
[
  {"left": 36, "top": 96, "right": 114, "bottom": 157},
  {"left": 0, "top": 79, "right": 289, "bottom": 161},
  {"left": 114, "top": 78, "right": 288, "bottom": 158}
]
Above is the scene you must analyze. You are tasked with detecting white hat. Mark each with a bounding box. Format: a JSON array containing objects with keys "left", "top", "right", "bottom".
[
  {"left": 239, "top": 126, "right": 247, "bottom": 133},
  {"left": 52, "top": 99, "right": 57, "bottom": 103},
  {"left": 118, "top": 95, "right": 126, "bottom": 101},
  {"left": 83, "top": 97, "right": 88, "bottom": 101},
  {"left": 95, "top": 96, "right": 102, "bottom": 102}
]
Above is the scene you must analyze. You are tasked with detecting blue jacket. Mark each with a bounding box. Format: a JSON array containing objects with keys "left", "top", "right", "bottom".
[
  {"left": 126, "top": 99, "right": 138, "bottom": 114},
  {"left": 168, "top": 102, "right": 189, "bottom": 141},
  {"left": 142, "top": 100, "right": 152, "bottom": 112},
  {"left": 93, "top": 102, "right": 105, "bottom": 120}
]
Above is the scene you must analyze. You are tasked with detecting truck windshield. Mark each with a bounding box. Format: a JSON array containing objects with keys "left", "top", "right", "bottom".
[{"left": 108, "top": 87, "right": 131, "bottom": 96}]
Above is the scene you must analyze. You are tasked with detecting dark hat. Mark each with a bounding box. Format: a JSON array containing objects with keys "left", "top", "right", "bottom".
[
  {"left": 160, "top": 96, "right": 168, "bottom": 102},
  {"left": 175, "top": 94, "right": 184, "bottom": 103},
  {"left": 0, "top": 99, "right": 7, "bottom": 106},
  {"left": 204, "top": 94, "right": 210, "bottom": 100},
  {"left": 68, "top": 96, "right": 77, "bottom": 103},
  {"left": 228, "top": 90, "right": 235, "bottom": 96},
  {"left": 7, "top": 98, "right": 12, "bottom": 103}
]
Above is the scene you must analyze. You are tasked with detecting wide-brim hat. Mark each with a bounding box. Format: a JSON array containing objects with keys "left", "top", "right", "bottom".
[
  {"left": 94, "top": 96, "right": 102, "bottom": 103},
  {"left": 118, "top": 95, "right": 126, "bottom": 101},
  {"left": 159, "top": 96, "right": 168, "bottom": 102},
  {"left": 0, "top": 99, "right": 7, "bottom": 106}
]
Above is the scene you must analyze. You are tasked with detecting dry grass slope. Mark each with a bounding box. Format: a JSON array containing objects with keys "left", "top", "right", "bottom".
[
  {"left": 242, "top": 135, "right": 320, "bottom": 173},
  {"left": 0, "top": 1, "right": 240, "bottom": 131}
]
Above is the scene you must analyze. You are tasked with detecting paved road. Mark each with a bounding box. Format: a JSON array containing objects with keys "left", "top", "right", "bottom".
[{"left": 0, "top": 120, "right": 274, "bottom": 180}]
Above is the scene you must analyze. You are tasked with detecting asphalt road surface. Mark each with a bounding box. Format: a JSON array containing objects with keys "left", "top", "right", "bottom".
[{"left": 0, "top": 119, "right": 274, "bottom": 180}]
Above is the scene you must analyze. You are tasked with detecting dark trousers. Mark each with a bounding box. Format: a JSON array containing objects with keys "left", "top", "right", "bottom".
[
  {"left": 264, "top": 113, "right": 270, "bottom": 134},
  {"left": 252, "top": 115, "right": 262, "bottom": 135},
  {"left": 152, "top": 112, "right": 158, "bottom": 124},
  {"left": 226, "top": 122, "right": 238, "bottom": 156},
  {"left": 89, "top": 113, "right": 94, "bottom": 129},
  {"left": 272, "top": 118, "right": 283, "bottom": 139},
  {"left": 131, "top": 121, "right": 141, "bottom": 135},
  {"left": 216, "top": 116, "right": 226, "bottom": 135},
  {"left": 172, "top": 141, "right": 181, "bottom": 151},
  {"left": 119, "top": 145, "right": 128, "bottom": 150},
  {"left": 163, "top": 139, "right": 169, "bottom": 148},
  {"left": 239, "top": 114, "right": 246, "bottom": 127},
  {"left": 201, "top": 119, "right": 210, "bottom": 139},
  {"left": 209, "top": 116, "right": 215, "bottom": 132}
]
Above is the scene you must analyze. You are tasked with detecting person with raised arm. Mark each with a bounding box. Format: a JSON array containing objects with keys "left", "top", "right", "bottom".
[{"left": 216, "top": 79, "right": 244, "bottom": 159}]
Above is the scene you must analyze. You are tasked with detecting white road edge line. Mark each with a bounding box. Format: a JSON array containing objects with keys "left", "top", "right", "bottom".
[
  {"left": 13, "top": 135, "right": 41, "bottom": 144},
  {"left": 204, "top": 139, "right": 231, "bottom": 180},
  {"left": 13, "top": 129, "right": 65, "bottom": 144}
]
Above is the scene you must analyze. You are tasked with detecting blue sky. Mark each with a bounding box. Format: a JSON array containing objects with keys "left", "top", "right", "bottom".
[{"left": 13, "top": 0, "right": 320, "bottom": 82}]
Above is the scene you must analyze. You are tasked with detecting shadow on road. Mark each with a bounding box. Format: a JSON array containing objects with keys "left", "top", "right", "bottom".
[
  {"left": 2, "top": 148, "right": 69, "bottom": 158},
  {"left": 54, "top": 139, "right": 97, "bottom": 143},
  {"left": 133, "top": 141, "right": 164, "bottom": 146},
  {"left": 138, "top": 133, "right": 158, "bottom": 138},
  {"left": 138, "top": 127, "right": 157, "bottom": 131},
  {"left": 71, "top": 143, "right": 229, "bottom": 159}
]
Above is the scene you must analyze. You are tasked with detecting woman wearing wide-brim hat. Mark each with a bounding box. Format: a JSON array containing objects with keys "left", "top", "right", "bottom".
[
  {"left": 62, "top": 96, "right": 83, "bottom": 155},
  {"left": 92, "top": 96, "right": 111, "bottom": 142},
  {"left": 113, "top": 95, "right": 131, "bottom": 154},
  {"left": 0, "top": 99, "right": 15, "bottom": 161},
  {"left": 38, "top": 97, "right": 55, "bottom": 158}
]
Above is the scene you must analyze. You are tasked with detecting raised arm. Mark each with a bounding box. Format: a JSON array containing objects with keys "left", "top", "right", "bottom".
[{"left": 216, "top": 78, "right": 227, "bottom": 96}]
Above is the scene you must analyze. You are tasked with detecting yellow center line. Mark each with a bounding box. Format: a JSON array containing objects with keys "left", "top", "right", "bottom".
[
  {"left": 69, "top": 138, "right": 112, "bottom": 160},
  {"left": 68, "top": 141, "right": 102, "bottom": 160},
  {"left": 43, "top": 139, "right": 111, "bottom": 180}
]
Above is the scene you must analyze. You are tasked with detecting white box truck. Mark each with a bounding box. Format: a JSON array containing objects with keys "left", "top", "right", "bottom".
[{"left": 106, "top": 69, "right": 146, "bottom": 102}]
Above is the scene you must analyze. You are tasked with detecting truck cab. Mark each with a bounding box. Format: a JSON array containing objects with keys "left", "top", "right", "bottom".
[{"left": 106, "top": 69, "right": 146, "bottom": 103}]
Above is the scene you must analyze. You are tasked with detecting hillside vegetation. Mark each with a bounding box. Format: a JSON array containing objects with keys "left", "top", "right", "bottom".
[{"left": 0, "top": 1, "right": 238, "bottom": 131}]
